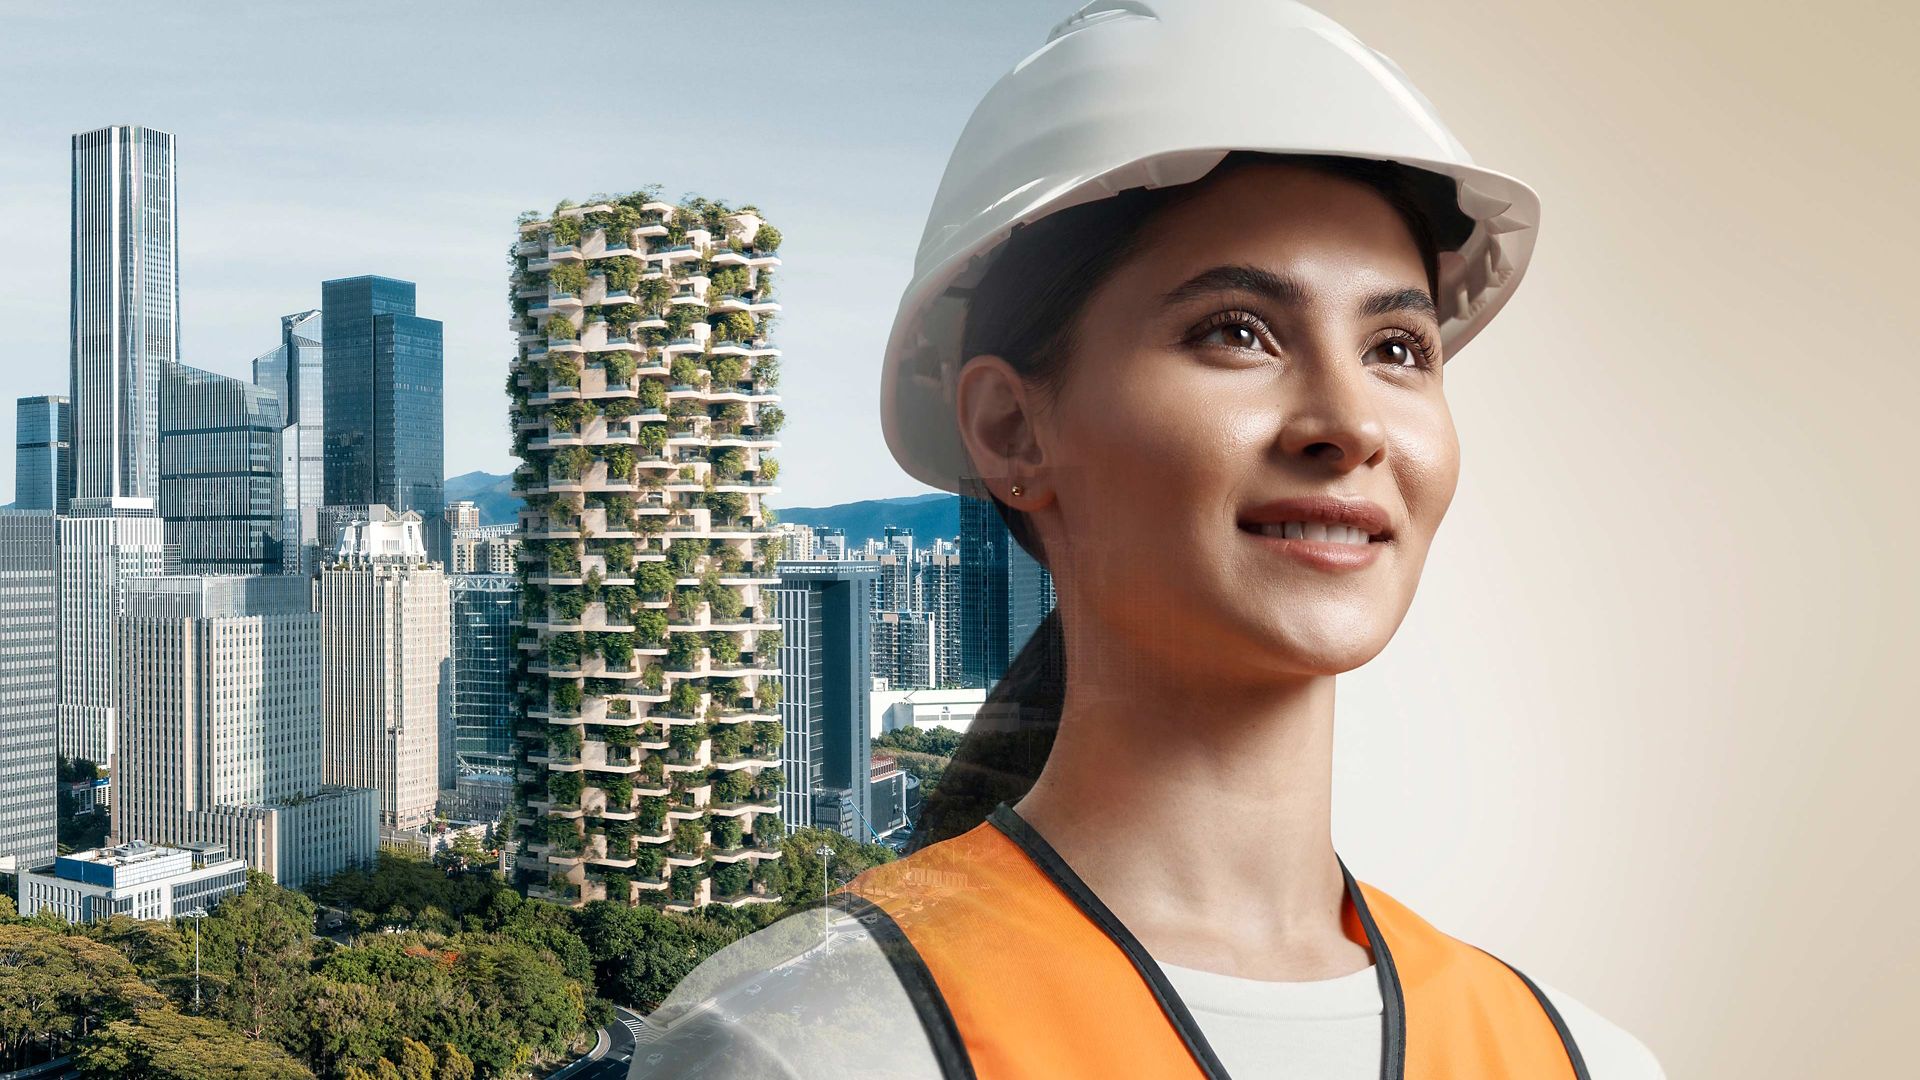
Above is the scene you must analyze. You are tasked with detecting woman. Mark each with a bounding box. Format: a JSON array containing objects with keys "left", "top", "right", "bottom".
[{"left": 634, "top": 2, "right": 1664, "bottom": 1077}]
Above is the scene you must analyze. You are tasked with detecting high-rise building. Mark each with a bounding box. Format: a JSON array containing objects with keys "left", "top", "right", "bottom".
[
  {"left": 56, "top": 497, "right": 168, "bottom": 771},
  {"left": 320, "top": 276, "right": 445, "bottom": 558},
  {"left": 112, "top": 575, "right": 378, "bottom": 887},
  {"left": 252, "top": 310, "right": 324, "bottom": 576},
  {"left": 446, "top": 500, "right": 482, "bottom": 572},
  {"left": 0, "top": 511, "right": 58, "bottom": 873},
  {"left": 71, "top": 125, "right": 177, "bottom": 503},
  {"left": 158, "top": 363, "right": 283, "bottom": 575},
  {"left": 923, "top": 545, "right": 964, "bottom": 688},
  {"left": 449, "top": 574, "right": 519, "bottom": 790},
  {"left": 768, "top": 561, "right": 880, "bottom": 838},
  {"left": 320, "top": 509, "right": 450, "bottom": 835},
  {"left": 509, "top": 193, "right": 786, "bottom": 910},
  {"left": 959, "top": 493, "right": 1055, "bottom": 689},
  {"left": 15, "top": 395, "right": 73, "bottom": 513}
]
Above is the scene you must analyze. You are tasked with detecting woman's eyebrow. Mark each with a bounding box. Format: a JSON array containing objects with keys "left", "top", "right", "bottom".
[{"left": 1160, "top": 264, "right": 1438, "bottom": 321}]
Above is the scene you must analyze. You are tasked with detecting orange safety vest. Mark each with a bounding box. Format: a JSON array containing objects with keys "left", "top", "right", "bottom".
[{"left": 830, "top": 802, "right": 1587, "bottom": 1080}]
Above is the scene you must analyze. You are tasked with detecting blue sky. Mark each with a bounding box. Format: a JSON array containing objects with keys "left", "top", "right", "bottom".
[{"left": 0, "top": 0, "right": 1066, "bottom": 507}]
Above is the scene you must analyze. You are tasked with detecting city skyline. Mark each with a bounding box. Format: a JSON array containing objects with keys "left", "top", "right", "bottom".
[{"left": 0, "top": 1, "right": 1065, "bottom": 509}]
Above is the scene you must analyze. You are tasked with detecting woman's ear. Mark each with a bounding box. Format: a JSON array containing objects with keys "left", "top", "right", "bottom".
[{"left": 955, "top": 354, "right": 1048, "bottom": 506}]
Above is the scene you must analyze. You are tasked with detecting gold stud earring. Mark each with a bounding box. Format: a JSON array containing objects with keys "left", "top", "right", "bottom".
[{"left": 1009, "top": 484, "right": 1024, "bottom": 497}]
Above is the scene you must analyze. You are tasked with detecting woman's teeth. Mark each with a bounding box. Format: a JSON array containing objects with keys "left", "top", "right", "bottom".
[{"left": 1253, "top": 521, "right": 1373, "bottom": 545}]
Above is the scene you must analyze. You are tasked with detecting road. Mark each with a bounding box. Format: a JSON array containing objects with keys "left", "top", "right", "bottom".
[{"left": 551, "top": 1003, "right": 642, "bottom": 1080}]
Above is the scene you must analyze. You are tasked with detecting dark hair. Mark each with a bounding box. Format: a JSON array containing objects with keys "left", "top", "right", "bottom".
[{"left": 905, "top": 151, "right": 1473, "bottom": 853}]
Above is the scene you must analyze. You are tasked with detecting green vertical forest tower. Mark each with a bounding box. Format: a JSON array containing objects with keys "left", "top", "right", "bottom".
[{"left": 507, "top": 190, "right": 788, "bottom": 910}]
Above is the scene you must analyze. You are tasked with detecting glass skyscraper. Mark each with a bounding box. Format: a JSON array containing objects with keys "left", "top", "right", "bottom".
[
  {"left": 449, "top": 574, "right": 520, "bottom": 778},
  {"left": 14, "top": 395, "right": 72, "bottom": 513},
  {"left": 959, "top": 492, "right": 1055, "bottom": 689},
  {"left": 158, "top": 364, "right": 284, "bottom": 575},
  {"left": 70, "top": 125, "right": 177, "bottom": 502},
  {"left": 252, "top": 310, "right": 324, "bottom": 576},
  {"left": 769, "top": 561, "right": 881, "bottom": 838},
  {"left": 320, "top": 276, "right": 445, "bottom": 557}
]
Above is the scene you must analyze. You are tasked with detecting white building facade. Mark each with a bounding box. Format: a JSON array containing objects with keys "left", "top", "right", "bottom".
[
  {"left": 57, "top": 496, "right": 168, "bottom": 772},
  {"left": 0, "top": 510, "right": 59, "bottom": 873},
  {"left": 112, "top": 574, "right": 377, "bottom": 888},
  {"left": 321, "top": 510, "right": 450, "bottom": 833},
  {"left": 17, "top": 841, "right": 246, "bottom": 923}
]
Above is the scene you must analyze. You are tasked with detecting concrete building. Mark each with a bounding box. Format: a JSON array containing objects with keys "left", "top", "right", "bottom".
[
  {"left": 70, "top": 125, "right": 177, "bottom": 504},
  {"left": 321, "top": 509, "right": 450, "bottom": 835},
  {"left": 158, "top": 363, "right": 283, "bottom": 575},
  {"left": 321, "top": 276, "right": 446, "bottom": 560},
  {"left": 252, "top": 310, "right": 325, "bottom": 576},
  {"left": 15, "top": 395, "right": 72, "bottom": 513},
  {"left": 57, "top": 496, "right": 168, "bottom": 772},
  {"left": 16, "top": 840, "right": 247, "bottom": 923},
  {"left": 0, "top": 510, "right": 59, "bottom": 873},
  {"left": 112, "top": 574, "right": 377, "bottom": 887},
  {"left": 510, "top": 194, "right": 786, "bottom": 909},
  {"left": 768, "top": 560, "right": 880, "bottom": 839},
  {"left": 870, "top": 686, "right": 987, "bottom": 740}
]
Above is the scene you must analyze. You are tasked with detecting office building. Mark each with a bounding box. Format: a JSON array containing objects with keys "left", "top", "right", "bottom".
[
  {"left": 16, "top": 841, "right": 247, "bottom": 923},
  {"left": 252, "top": 310, "right": 324, "bottom": 576},
  {"left": 320, "top": 276, "right": 445, "bottom": 558},
  {"left": 768, "top": 561, "right": 880, "bottom": 839},
  {"left": 159, "top": 363, "right": 283, "bottom": 575},
  {"left": 959, "top": 492, "right": 1055, "bottom": 689},
  {"left": 113, "top": 575, "right": 377, "bottom": 887},
  {"left": 448, "top": 574, "right": 519, "bottom": 796},
  {"left": 71, "top": 125, "right": 177, "bottom": 503},
  {"left": 57, "top": 497, "right": 167, "bottom": 771},
  {"left": 320, "top": 509, "right": 450, "bottom": 834},
  {"left": 0, "top": 511, "right": 58, "bottom": 873},
  {"left": 15, "top": 395, "right": 72, "bottom": 513},
  {"left": 509, "top": 193, "right": 786, "bottom": 909}
]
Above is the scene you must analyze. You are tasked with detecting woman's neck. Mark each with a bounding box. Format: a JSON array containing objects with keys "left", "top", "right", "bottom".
[{"left": 1010, "top": 636, "right": 1370, "bottom": 982}]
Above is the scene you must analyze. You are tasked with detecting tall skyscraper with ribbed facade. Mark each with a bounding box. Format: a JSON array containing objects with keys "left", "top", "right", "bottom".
[
  {"left": 112, "top": 574, "right": 378, "bottom": 888},
  {"left": 14, "top": 396, "right": 72, "bottom": 513},
  {"left": 320, "top": 509, "right": 450, "bottom": 835},
  {"left": 320, "top": 276, "right": 445, "bottom": 559},
  {"left": 158, "top": 363, "right": 283, "bottom": 575},
  {"left": 0, "top": 510, "right": 58, "bottom": 873},
  {"left": 253, "top": 309, "right": 325, "bottom": 576},
  {"left": 70, "top": 125, "right": 177, "bottom": 503},
  {"left": 508, "top": 192, "right": 787, "bottom": 910}
]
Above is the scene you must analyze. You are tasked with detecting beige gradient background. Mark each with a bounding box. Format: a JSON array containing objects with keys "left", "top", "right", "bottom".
[{"left": 1292, "top": 1, "right": 1918, "bottom": 1076}]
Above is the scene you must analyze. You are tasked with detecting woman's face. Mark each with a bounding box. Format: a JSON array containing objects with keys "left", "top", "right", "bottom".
[{"left": 970, "top": 162, "right": 1460, "bottom": 683}]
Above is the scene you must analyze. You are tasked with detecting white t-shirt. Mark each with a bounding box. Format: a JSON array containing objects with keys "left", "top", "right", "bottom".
[{"left": 628, "top": 907, "right": 1666, "bottom": 1079}]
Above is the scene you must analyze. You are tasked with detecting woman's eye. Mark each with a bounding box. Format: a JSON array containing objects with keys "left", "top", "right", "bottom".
[
  {"left": 1199, "top": 321, "right": 1264, "bottom": 351},
  {"left": 1366, "top": 337, "right": 1429, "bottom": 368}
]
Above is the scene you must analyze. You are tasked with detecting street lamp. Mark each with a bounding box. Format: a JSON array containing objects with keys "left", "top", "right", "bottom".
[
  {"left": 182, "top": 908, "right": 208, "bottom": 1009},
  {"left": 815, "top": 843, "right": 832, "bottom": 941}
]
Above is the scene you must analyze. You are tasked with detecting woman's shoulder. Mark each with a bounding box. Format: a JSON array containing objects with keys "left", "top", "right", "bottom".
[
  {"left": 1528, "top": 978, "right": 1667, "bottom": 1080},
  {"left": 629, "top": 906, "right": 942, "bottom": 1080}
]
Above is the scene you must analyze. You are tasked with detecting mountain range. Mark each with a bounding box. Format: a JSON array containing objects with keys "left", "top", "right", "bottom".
[{"left": 444, "top": 472, "right": 961, "bottom": 549}]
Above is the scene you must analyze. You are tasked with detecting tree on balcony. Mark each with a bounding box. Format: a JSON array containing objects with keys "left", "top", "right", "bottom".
[
  {"left": 546, "top": 399, "right": 595, "bottom": 434},
  {"left": 755, "top": 404, "right": 786, "bottom": 436},
  {"left": 751, "top": 224, "right": 782, "bottom": 252},
  {"left": 757, "top": 456, "right": 781, "bottom": 482},
  {"left": 637, "top": 796, "right": 668, "bottom": 831},
  {"left": 597, "top": 631, "right": 635, "bottom": 671},
  {"left": 713, "top": 769, "right": 751, "bottom": 804},
  {"left": 710, "top": 447, "right": 747, "bottom": 482},
  {"left": 669, "top": 865, "right": 701, "bottom": 902},
  {"left": 603, "top": 583, "right": 638, "bottom": 624},
  {"left": 708, "top": 633, "right": 741, "bottom": 668},
  {"left": 708, "top": 266, "right": 748, "bottom": 296},
  {"left": 749, "top": 720, "right": 782, "bottom": 753},
  {"left": 549, "top": 589, "right": 588, "bottom": 622},
  {"left": 749, "top": 355, "right": 780, "bottom": 387},
  {"left": 602, "top": 724, "right": 639, "bottom": 748},
  {"left": 663, "top": 305, "right": 703, "bottom": 339},
  {"left": 550, "top": 261, "right": 589, "bottom": 295},
  {"left": 754, "top": 678, "right": 783, "bottom": 711},
  {"left": 601, "top": 776, "right": 634, "bottom": 809},
  {"left": 551, "top": 214, "right": 583, "bottom": 247},
  {"left": 711, "top": 817, "right": 745, "bottom": 852},
  {"left": 549, "top": 726, "right": 582, "bottom": 759},
  {"left": 551, "top": 680, "right": 582, "bottom": 714},
  {"left": 672, "top": 819, "right": 707, "bottom": 856},
  {"left": 552, "top": 446, "right": 593, "bottom": 481},
  {"left": 604, "top": 258, "right": 641, "bottom": 294},
  {"left": 634, "top": 609, "right": 669, "bottom": 647},
  {"left": 603, "top": 351, "right": 638, "bottom": 385},
  {"left": 549, "top": 772, "right": 584, "bottom": 808},
  {"left": 669, "top": 586, "right": 705, "bottom": 622},
  {"left": 668, "top": 355, "right": 701, "bottom": 387},
  {"left": 751, "top": 813, "right": 785, "bottom": 848},
  {"left": 749, "top": 768, "right": 785, "bottom": 804},
  {"left": 603, "top": 447, "right": 636, "bottom": 486},
  {"left": 546, "top": 632, "right": 585, "bottom": 669},
  {"left": 703, "top": 490, "right": 748, "bottom": 526},
  {"left": 668, "top": 720, "right": 708, "bottom": 760},
  {"left": 634, "top": 847, "right": 665, "bottom": 880},
  {"left": 642, "top": 663, "right": 665, "bottom": 692},
  {"left": 708, "top": 311, "right": 754, "bottom": 344},
  {"left": 665, "top": 633, "right": 705, "bottom": 673}
]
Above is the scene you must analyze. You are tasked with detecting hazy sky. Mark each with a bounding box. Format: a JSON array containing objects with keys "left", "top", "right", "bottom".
[{"left": 0, "top": 0, "right": 1065, "bottom": 507}]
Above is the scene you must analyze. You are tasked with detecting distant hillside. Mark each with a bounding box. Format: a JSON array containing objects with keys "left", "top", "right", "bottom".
[
  {"left": 441, "top": 473, "right": 960, "bottom": 545},
  {"left": 445, "top": 470, "right": 523, "bottom": 525},
  {"left": 775, "top": 492, "right": 958, "bottom": 548}
]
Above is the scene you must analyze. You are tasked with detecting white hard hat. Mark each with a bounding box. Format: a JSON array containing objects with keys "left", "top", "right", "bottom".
[{"left": 880, "top": 0, "right": 1542, "bottom": 494}]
